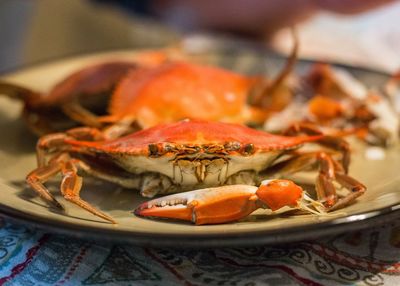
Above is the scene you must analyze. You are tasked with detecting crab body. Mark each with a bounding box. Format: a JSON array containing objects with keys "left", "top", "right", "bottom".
[{"left": 62, "top": 120, "right": 318, "bottom": 195}]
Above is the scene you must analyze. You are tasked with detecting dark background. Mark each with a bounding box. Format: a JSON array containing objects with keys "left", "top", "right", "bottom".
[{"left": 0, "top": 0, "right": 179, "bottom": 73}]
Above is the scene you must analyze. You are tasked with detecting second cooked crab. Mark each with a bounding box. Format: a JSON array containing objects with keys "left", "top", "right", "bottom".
[{"left": 1, "top": 32, "right": 299, "bottom": 137}]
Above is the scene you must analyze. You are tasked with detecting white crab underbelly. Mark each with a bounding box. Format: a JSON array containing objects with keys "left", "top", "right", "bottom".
[{"left": 112, "top": 151, "right": 281, "bottom": 187}]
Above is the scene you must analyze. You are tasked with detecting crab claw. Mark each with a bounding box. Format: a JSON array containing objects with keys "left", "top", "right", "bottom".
[
  {"left": 134, "top": 185, "right": 260, "bottom": 225},
  {"left": 134, "top": 179, "right": 308, "bottom": 225}
]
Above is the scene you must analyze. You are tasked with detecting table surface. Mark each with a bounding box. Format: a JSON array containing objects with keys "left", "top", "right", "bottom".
[{"left": 1, "top": 1, "right": 400, "bottom": 285}]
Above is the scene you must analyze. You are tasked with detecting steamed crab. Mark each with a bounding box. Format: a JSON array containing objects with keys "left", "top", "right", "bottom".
[
  {"left": 26, "top": 120, "right": 366, "bottom": 223},
  {"left": 1, "top": 32, "right": 299, "bottom": 138},
  {"left": 265, "top": 63, "right": 399, "bottom": 146}
]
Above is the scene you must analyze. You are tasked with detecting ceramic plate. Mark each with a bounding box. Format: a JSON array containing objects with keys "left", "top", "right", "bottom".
[{"left": 1, "top": 42, "right": 399, "bottom": 247}]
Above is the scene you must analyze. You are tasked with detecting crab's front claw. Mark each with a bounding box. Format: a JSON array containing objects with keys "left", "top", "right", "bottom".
[
  {"left": 134, "top": 179, "right": 309, "bottom": 225},
  {"left": 134, "top": 185, "right": 261, "bottom": 225}
]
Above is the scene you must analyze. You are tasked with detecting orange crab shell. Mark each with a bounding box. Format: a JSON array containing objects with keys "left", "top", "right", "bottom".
[
  {"left": 36, "top": 50, "right": 171, "bottom": 107},
  {"left": 308, "top": 95, "right": 344, "bottom": 121},
  {"left": 66, "top": 120, "right": 323, "bottom": 156},
  {"left": 105, "top": 62, "right": 268, "bottom": 128}
]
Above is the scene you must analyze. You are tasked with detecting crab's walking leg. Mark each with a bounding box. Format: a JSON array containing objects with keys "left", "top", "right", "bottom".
[
  {"left": 283, "top": 122, "right": 324, "bottom": 136},
  {"left": 65, "top": 126, "right": 106, "bottom": 141},
  {"left": 0, "top": 81, "right": 58, "bottom": 134},
  {"left": 250, "top": 26, "right": 299, "bottom": 109},
  {"left": 0, "top": 81, "right": 38, "bottom": 101},
  {"left": 26, "top": 155, "right": 65, "bottom": 209},
  {"left": 60, "top": 159, "right": 116, "bottom": 224},
  {"left": 315, "top": 152, "right": 337, "bottom": 207},
  {"left": 283, "top": 123, "right": 351, "bottom": 173},
  {"left": 36, "top": 127, "right": 106, "bottom": 166},
  {"left": 62, "top": 102, "right": 103, "bottom": 128},
  {"left": 100, "top": 116, "right": 138, "bottom": 140},
  {"left": 318, "top": 136, "right": 351, "bottom": 174},
  {"left": 329, "top": 173, "right": 366, "bottom": 211},
  {"left": 36, "top": 133, "right": 73, "bottom": 167},
  {"left": 52, "top": 61, "right": 140, "bottom": 128},
  {"left": 268, "top": 151, "right": 366, "bottom": 209},
  {"left": 27, "top": 153, "right": 116, "bottom": 223}
]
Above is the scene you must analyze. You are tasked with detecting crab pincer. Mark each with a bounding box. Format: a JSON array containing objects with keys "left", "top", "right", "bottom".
[{"left": 134, "top": 179, "right": 323, "bottom": 225}]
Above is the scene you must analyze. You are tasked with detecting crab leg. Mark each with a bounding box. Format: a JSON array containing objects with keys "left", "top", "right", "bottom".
[
  {"left": 100, "top": 116, "right": 138, "bottom": 140},
  {"left": 283, "top": 123, "right": 351, "bottom": 173},
  {"left": 27, "top": 152, "right": 116, "bottom": 224},
  {"left": 267, "top": 151, "right": 365, "bottom": 209},
  {"left": 318, "top": 136, "right": 351, "bottom": 174},
  {"left": 26, "top": 154, "right": 66, "bottom": 209},
  {"left": 60, "top": 159, "right": 116, "bottom": 224},
  {"left": 36, "top": 127, "right": 106, "bottom": 166},
  {"left": 329, "top": 173, "right": 367, "bottom": 211},
  {"left": 62, "top": 102, "right": 103, "bottom": 128},
  {"left": 250, "top": 27, "right": 299, "bottom": 109},
  {"left": 283, "top": 122, "right": 324, "bottom": 136},
  {"left": 0, "top": 81, "right": 38, "bottom": 102},
  {"left": 135, "top": 179, "right": 310, "bottom": 225},
  {"left": 0, "top": 81, "right": 59, "bottom": 134}
]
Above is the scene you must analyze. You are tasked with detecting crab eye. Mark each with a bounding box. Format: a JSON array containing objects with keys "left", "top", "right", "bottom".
[
  {"left": 148, "top": 144, "right": 160, "bottom": 157},
  {"left": 242, "top": 143, "right": 255, "bottom": 155}
]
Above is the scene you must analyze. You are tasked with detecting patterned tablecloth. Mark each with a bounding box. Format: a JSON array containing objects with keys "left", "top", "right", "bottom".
[
  {"left": 1, "top": 216, "right": 400, "bottom": 286},
  {"left": 1, "top": 2, "right": 400, "bottom": 285}
]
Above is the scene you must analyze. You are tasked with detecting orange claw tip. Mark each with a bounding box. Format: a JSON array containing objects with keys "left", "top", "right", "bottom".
[{"left": 256, "top": 179, "right": 303, "bottom": 211}]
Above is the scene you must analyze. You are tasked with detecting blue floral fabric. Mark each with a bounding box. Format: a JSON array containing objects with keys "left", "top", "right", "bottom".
[{"left": 1, "top": 216, "right": 399, "bottom": 286}]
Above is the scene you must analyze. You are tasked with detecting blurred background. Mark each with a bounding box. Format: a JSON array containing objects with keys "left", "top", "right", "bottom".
[{"left": 1, "top": 0, "right": 400, "bottom": 73}]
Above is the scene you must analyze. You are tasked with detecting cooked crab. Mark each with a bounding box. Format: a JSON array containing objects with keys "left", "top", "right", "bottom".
[
  {"left": 97, "top": 29, "right": 300, "bottom": 138},
  {"left": 1, "top": 30, "right": 299, "bottom": 138},
  {"left": 26, "top": 120, "right": 365, "bottom": 223}
]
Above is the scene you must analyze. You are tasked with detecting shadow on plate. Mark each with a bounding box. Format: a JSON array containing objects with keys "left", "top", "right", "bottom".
[
  {"left": 0, "top": 112, "right": 37, "bottom": 154},
  {"left": 11, "top": 178, "right": 143, "bottom": 224}
]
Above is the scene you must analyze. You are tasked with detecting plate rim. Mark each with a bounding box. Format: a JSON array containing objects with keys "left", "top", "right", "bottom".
[
  {"left": 0, "top": 46, "right": 397, "bottom": 247},
  {"left": 2, "top": 200, "right": 400, "bottom": 247}
]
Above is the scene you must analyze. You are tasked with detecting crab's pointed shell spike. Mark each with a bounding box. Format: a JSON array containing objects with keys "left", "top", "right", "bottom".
[{"left": 256, "top": 179, "right": 303, "bottom": 211}]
